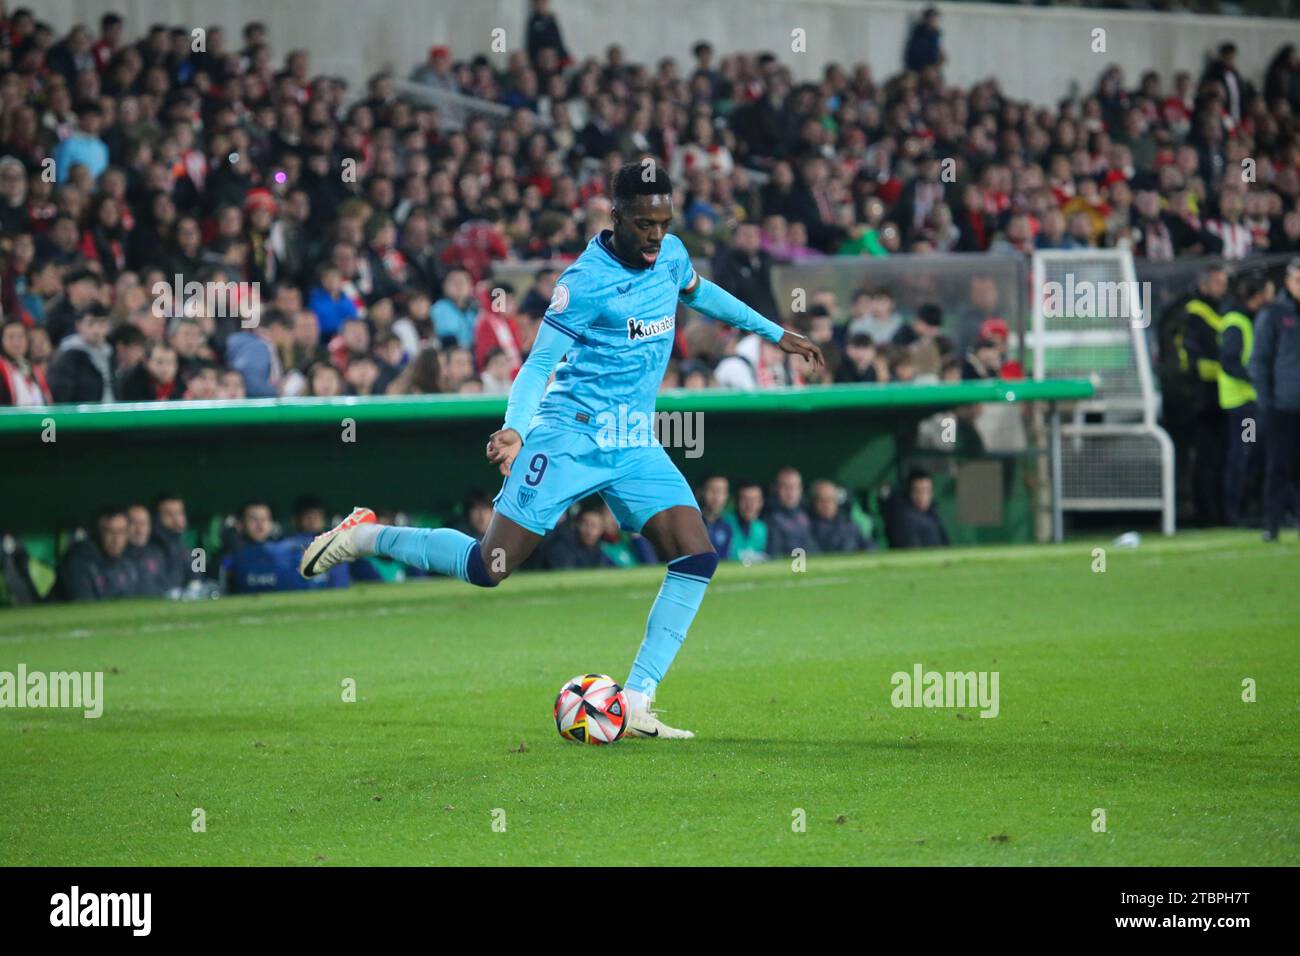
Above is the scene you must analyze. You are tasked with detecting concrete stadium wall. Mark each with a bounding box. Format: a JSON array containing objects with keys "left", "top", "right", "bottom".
[{"left": 39, "top": 0, "right": 1292, "bottom": 108}]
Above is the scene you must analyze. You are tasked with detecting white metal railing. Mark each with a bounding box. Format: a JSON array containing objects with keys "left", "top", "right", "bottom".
[{"left": 1032, "top": 249, "right": 1176, "bottom": 537}]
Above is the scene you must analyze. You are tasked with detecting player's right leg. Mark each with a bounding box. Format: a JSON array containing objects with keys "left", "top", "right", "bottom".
[
  {"left": 300, "top": 423, "right": 588, "bottom": 584},
  {"left": 299, "top": 506, "right": 542, "bottom": 586}
]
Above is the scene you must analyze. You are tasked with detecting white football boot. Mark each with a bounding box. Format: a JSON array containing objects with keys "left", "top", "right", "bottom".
[
  {"left": 299, "top": 507, "right": 377, "bottom": 579},
  {"left": 626, "top": 705, "right": 695, "bottom": 740}
]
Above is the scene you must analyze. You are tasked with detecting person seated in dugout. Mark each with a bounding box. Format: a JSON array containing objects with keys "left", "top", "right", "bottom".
[
  {"left": 55, "top": 508, "right": 141, "bottom": 601},
  {"left": 808, "top": 479, "right": 874, "bottom": 553},
  {"left": 222, "top": 501, "right": 349, "bottom": 594},
  {"left": 886, "top": 468, "right": 950, "bottom": 549}
]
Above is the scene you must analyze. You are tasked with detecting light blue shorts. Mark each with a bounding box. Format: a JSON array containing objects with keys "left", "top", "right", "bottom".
[{"left": 493, "top": 423, "right": 699, "bottom": 535}]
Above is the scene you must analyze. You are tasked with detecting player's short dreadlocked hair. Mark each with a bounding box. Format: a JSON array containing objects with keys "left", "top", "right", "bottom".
[{"left": 611, "top": 160, "right": 673, "bottom": 207}]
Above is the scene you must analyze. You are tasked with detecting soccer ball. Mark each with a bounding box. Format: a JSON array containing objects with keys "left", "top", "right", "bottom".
[{"left": 554, "top": 674, "right": 628, "bottom": 745}]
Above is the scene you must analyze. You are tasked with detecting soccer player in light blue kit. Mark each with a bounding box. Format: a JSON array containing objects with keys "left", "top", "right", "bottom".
[{"left": 301, "top": 162, "right": 823, "bottom": 738}]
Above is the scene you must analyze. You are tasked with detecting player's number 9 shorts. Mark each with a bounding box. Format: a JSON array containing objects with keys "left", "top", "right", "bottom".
[{"left": 492, "top": 423, "right": 699, "bottom": 535}]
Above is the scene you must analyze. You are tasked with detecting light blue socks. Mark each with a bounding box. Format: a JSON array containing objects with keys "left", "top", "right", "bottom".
[
  {"left": 371, "top": 526, "right": 498, "bottom": 587},
  {"left": 626, "top": 552, "right": 719, "bottom": 701}
]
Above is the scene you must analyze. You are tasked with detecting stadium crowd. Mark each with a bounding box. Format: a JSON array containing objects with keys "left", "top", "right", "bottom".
[
  {"left": 2, "top": 5, "right": 1299, "bottom": 406},
  {"left": 3, "top": 3, "right": 1299, "bottom": 600}
]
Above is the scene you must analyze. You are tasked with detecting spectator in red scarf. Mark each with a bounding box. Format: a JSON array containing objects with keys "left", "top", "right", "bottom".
[
  {"left": 474, "top": 281, "right": 523, "bottom": 377},
  {"left": 955, "top": 184, "right": 991, "bottom": 252},
  {"left": 362, "top": 214, "right": 409, "bottom": 301},
  {"left": 78, "top": 194, "right": 128, "bottom": 279},
  {"left": 117, "top": 342, "right": 180, "bottom": 401},
  {"left": 0, "top": 318, "right": 52, "bottom": 405},
  {"left": 329, "top": 316, "right": 371, "bottom": 373}
]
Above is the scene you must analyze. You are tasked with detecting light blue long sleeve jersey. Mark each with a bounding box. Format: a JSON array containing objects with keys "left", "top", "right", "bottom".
[{"left": 502, "top": 230, "right": 786, "bottom": 440}]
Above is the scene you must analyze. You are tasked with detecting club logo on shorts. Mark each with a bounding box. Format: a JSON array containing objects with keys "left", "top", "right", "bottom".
[
  {"left": 548, "top": 283, "right": 570, "bottom": 314},
  {"left": 518, "top": 488, "right": 536, "bottom": 508},
  {"left": 627, "top": 315, "right": 675, "bottom": 341}
]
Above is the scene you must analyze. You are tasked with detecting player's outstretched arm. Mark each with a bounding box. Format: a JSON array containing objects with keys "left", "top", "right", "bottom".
[
  {"left": 681, "top": 275, "right": 824, "bottom": 370},
  {"left": 487, "top": 319, "right": 572, "bottom": 475}
]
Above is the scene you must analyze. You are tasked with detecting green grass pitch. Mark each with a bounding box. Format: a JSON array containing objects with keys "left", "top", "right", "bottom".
[{"left": 1, "top": 531, "right": 1295, "bottom": 866}]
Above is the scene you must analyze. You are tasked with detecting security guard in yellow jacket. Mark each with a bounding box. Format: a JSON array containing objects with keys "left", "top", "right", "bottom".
[
  {"left": 1218, "top": 274, "right": 1274, "bottom": 527},
  {"left": 1180, "top": 263, "right": 1230, "bottom": 526}
]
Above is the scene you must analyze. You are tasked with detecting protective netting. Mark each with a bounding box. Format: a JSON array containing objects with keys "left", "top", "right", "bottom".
[{"left": 1059, "top": 429, "right": 1168, "bottom": 505}]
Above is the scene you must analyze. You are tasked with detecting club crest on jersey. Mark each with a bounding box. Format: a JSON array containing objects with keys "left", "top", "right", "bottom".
[
  {"left": 518, "top": 488, "right": 536, "bottom": 508},
  {"left": 626, "top": 315, "right": 675, "bottom": 341}
]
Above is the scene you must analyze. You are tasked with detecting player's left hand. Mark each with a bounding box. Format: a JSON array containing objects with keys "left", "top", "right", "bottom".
[
  {"left": 486, "top": 428, "right": 523, "bottom": 476},
  {"left": 778, "top": 330, "right": 825, "bottom": 369}
]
